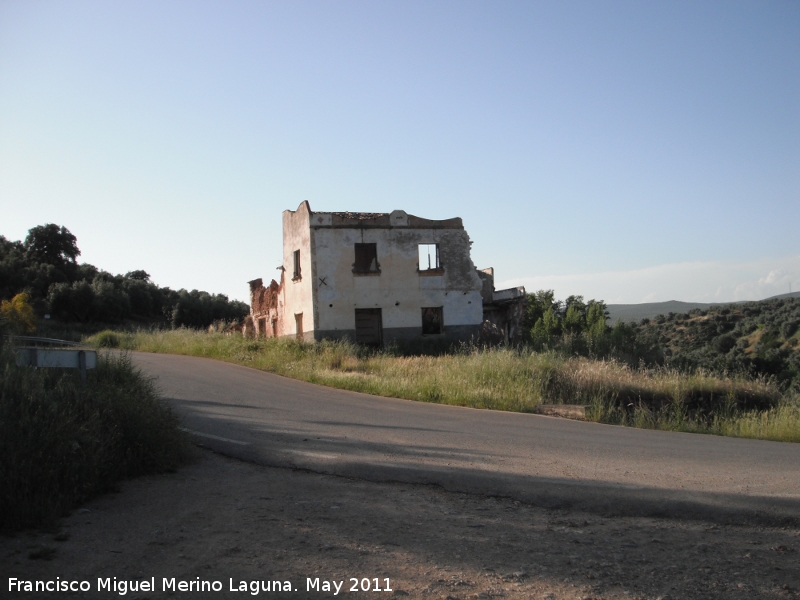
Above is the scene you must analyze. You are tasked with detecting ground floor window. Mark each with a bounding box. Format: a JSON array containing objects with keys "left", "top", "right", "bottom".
[
  {"left": 355, "top": 308, "right": 383, "bottom": 346},
  {"left": 421, "top": 306, "right": 443, "bottom": 335},
  {"left": 295, "top": 313, "right": 303, "bottom": 341}
]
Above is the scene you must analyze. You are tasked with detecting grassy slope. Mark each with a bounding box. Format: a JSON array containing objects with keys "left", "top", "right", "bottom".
[{"left": 90, "top": 329, "right": 800, "bottom": 443}]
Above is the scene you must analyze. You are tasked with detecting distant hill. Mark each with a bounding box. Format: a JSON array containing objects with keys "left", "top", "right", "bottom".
[
  {"left": 765, "top": 291, "right": 800, "bottom": 301},
  {"left": 607, "top": 301, "right": 714, "bottom": 323},
  {"left": 608, "top": 292, "right": 800, "bottom": 323}
]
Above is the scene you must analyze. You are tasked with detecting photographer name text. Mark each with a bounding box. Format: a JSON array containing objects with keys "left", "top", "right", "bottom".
[{"left": 9, "top": 576, "right": 393, "bottom": 595}]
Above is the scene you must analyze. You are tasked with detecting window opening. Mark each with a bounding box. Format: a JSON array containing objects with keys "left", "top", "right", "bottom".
[
  {"left": 353, "top": 243, "right": 380, "bottom": 273},
  {"left": 421, "top": 307, "right": 443, "bottom": 335},
  {"left": 355, "top": 308, "right": 383, "bottom": 346},
  {"left": 293, "top": 250, "right": 301, "bottom": 280},
  {"left": 418, "top": 244, "right": 440, "bottom": 271},
  {"left": 295, "top": 313, "right": 303, "bottom": 341}
]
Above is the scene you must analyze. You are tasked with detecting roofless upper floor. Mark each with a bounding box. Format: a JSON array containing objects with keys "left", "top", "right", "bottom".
[{"left": 285, "top": 201, "right": 464, "bottom": 230}]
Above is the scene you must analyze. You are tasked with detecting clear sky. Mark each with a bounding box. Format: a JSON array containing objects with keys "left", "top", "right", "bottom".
[{"left": 1, "top": 1, "right": 798, "bottom": 304}]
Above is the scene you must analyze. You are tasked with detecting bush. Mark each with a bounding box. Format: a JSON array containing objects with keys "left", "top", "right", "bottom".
[
  {"left": 0, "top": 292, "right": 37, "bottom": 333},
  {"left": 781, "top": 320, "right": 799, "bottom": 339},
  {"left": 93, "top": 330, "right": 121, "bottom": 348},
  {"left": 0, "top": 349, "right": 191, "bottom": 531},
  {"left": 713, "top": 333, "right": 737, "bottom": 354}
]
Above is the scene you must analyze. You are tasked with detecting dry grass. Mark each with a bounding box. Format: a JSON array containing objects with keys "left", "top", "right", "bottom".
[{"left": 87, "top": 329, "right": 798, "bottom": 443}]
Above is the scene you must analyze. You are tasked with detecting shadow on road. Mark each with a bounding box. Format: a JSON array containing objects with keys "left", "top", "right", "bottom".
[{"left": 166, "top": 396, "right": 800, "bottom": 529}]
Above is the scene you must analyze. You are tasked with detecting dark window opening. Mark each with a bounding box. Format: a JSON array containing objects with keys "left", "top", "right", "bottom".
[
  {"left": 355, "top": 308, "right": 383, "bottom": 346},
  {"left": 293, "top": 249, "right": 301, "bottom": 280},
  {"left": 418, "top": 244, "right": 440, "bottom": 271},
  {"left": 258, "top": 318, "right": 267, "bottom": 337},
  {"left": 353, "top": 243, "right": 380, "bottom": 274},
  {"left": 295, "top": 313, "right": 303, "bottom": 341},
  {"left": 421, "top": 306, "right": 443, "bottom": 335}
]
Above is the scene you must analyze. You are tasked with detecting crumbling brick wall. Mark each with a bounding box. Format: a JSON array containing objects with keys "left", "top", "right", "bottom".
[{"left": 248, "top": 277, "right": 284, "bottom": 338}]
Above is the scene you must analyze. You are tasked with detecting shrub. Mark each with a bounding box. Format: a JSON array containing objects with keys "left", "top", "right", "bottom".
[
  {"left": 713, "top": 333, "right": 737, "bottom": 354},
  {"left": 93, "top": 330, "right": 121, "bottom": 348},
  {"left": 781, "top": 320, "right": 799, "bottom": 339},
  {"left": 0, "top": 292, "right": 37, "bottom": 333},
  {"left": 0, "top": 349, "right": 191, "bottom": 531}
]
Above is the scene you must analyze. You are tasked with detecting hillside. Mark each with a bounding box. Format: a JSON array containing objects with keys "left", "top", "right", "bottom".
[{"left": 634, "top": 295, "right": 800, "bottom": 390}]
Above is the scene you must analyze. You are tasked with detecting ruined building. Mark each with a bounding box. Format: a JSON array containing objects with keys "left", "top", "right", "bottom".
[{"left": 247, "top": 201, "right": 525, "bottom": 345}]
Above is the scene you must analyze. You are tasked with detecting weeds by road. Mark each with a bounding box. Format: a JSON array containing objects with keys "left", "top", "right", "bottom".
[
  {"left": 89, "top": 329, "right": 800, "bottom": 443},
  {"left": 0, "top": 346, "right": 192, "bottom": 531}
]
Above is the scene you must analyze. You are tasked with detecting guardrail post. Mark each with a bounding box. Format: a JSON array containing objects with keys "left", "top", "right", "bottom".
[{"left": 78, "top": 350, "right": 87, "bottom": 382}]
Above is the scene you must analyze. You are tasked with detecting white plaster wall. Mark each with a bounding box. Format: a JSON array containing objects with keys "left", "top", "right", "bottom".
[
  {"left": 312, "top": 227, "right": 483, "bottom": 333},
  {"left": 282, "top": 202, "right": 315, "bottom": 337}
]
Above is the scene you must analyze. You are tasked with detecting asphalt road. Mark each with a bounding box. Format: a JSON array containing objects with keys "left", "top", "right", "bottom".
[{"left": 132, "top": 352, "right": 800, "bottom": 526}]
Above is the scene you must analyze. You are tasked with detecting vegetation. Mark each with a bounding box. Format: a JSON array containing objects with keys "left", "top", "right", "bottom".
[
  {"left": 523, "top": 290, "right": 664, "bottom": 366},
  {"left": 0, "top": 344, "right": 192, "bottom": 531},
  {"left": 522, "top": 291, "right": 800, "bottom": 392},
  {"left": 89, "top": 329, "right": 799, "bottom": 443},
  {"left": 635, "top": 297, "right": 800, "bottom": 392},
  {"left": 0, "top": 223, "right": 248, "bottom": 329},
  {"left": 1, "top": 292, "right": 37, "bottom": 334}
]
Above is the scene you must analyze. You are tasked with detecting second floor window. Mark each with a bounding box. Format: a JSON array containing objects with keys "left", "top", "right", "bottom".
[
  {"left": 293, "top": 249, "right": 301, "bottom": 280},
  {"left": 353, "top": 243, "right": 380, "bottom": 274},
  {"left": 419, "top": 243, "right": 440, "bottom": 271}
]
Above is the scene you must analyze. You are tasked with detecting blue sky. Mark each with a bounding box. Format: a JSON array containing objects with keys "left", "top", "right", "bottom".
[{"left": 1, "top": 1, "right": 798, "bottom": 303}]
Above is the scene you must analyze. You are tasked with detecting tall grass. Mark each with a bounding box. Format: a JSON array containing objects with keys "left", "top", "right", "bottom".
[
  {"left": 0, "top": 346, "right": 192, "bottom": 531},
  {"left": 89, "top": 329, "right": 798, "bottom": 442}
]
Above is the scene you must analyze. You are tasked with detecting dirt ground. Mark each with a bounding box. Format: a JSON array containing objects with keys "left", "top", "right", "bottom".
[{"left": 2, "top": 449, "right": 799, "bottom": 600}]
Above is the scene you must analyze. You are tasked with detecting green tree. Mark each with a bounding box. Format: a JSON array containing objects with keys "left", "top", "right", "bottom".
[
  {"left": 563, "top": 305, "right": 585, "bottom": 334},
  {"left": 542, "top": 307, "right": 560, "bottom": 335},
  {"left": 586, "top": 300, "right": 609, "bottom": 338},
  {"left": 525, "top": 290, "right": 559, "bottom": 332},
  {"left": 92, "top": 279, "right": 130, "bottom": 322},
  {"left": 24, "top": 224, "right": 80, "bottom": 266},
  {"left": 48, "top": 281, "right": 96, "bottom": 322},
  {"left": 125, "top": 270, "right": 150, "bottom": 282},
  {"left": 564, "top": 295, "right": 586, "bottom": 314},
  {"left": 530, "top": 305, "right": 561, "bottom": 343}
]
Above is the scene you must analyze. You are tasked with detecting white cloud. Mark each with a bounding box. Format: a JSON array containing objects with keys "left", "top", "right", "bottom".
[{"left": 498, "top": 255, "right": 800, "bottom": 304}]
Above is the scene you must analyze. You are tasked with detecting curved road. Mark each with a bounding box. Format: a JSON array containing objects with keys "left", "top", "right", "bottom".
[{"left": 132, "top": 352, "right": 800, "bottom": 525}]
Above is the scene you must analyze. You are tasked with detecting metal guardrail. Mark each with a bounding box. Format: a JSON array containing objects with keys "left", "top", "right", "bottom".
[
  {"left": 6, "top": 335, "right": 82, "bottom": 347},
  {"left": 6, "top": 336, "right": 97, "bottom": 381}
]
